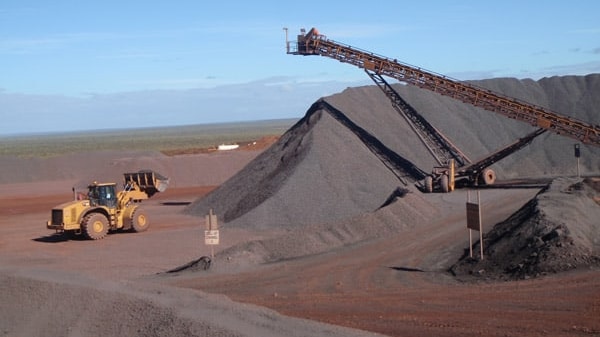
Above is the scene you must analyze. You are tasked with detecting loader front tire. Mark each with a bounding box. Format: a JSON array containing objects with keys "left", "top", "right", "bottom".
[
  {"left": 131, "top": 208, "right": 150, "bottom": 233},
  {"left": 82, "top": 213, "right": 109, "bottom": 240}
]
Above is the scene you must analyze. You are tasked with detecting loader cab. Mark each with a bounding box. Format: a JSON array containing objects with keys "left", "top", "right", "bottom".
[{"left": 88, "top": 183, "right": 117, "bottom": 208}]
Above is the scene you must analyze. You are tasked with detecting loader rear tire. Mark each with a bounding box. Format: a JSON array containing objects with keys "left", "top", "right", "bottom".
[
  {"left": 82, "top": 213, "right": 109, "bottom": 240},
  {"left": 131, "top": 208, "right": 150, "bottom": 233}
]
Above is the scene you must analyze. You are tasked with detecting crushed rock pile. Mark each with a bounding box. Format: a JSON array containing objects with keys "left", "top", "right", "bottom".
[
  {"left": 0, "top": 271, "right": 377, "bottom": 337},
  {"left": 185, "top": 74, "right": 600, "bottom": 231},
  {"left": 327, "top": 74, "right": 600, "bottom": 178},
  {"left": 184, "top": 99, "right": 421, "bottom": 230},
  {"left": 450, "top": 177, "right": 600, "bottom": 281},
  {"left": 213, "top": 188, "right": 438, "bottom": 267}
]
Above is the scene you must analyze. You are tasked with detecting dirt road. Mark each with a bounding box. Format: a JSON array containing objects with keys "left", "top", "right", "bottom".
[
  {"left": 1, "top": 185, "right": 387, "bottom": 337},
  {"left": 1, "top": 184, "right": 598, "bottom": 337},
  {"left": 172, "top": 188, "right": 600, "bottom": 337}
]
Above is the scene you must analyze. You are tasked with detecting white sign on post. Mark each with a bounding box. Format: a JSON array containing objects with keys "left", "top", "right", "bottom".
[
  {"left": 204, "top": 230, "right": 219, "bottom": 245},
  {"left": 204, "top": 209, "right": 220, "bottom": 259}
]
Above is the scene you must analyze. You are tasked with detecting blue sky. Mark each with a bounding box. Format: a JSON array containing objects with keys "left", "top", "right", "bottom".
[{"left": 1, "top": 1, "right": 599, "bottom": 135}]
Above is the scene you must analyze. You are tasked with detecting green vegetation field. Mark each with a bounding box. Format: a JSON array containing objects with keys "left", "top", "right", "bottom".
[{"left": 0, "top": 119, "right": 296, "bottom": 157}]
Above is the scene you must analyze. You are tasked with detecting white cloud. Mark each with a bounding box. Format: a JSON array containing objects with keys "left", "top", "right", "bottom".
[{"left": 0, "top": 37, "right": 66, "bottom": 54}]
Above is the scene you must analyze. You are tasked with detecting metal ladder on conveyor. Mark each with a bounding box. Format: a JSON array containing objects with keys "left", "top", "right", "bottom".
[{"left": 315, "top": 99, "right": 427, "bottom": 185}]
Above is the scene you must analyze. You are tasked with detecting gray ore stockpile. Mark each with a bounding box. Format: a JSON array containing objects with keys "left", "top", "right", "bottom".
[
  {"left": 185, "top": 74, "right": 600, "bottom": 229},
  {"left": 451, "top": 177, "right": 600, "bottom": 280}
]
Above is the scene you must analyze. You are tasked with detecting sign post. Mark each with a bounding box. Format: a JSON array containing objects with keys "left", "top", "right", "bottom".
[
  {"left": 204, "top": 209, "right": 219, "bottom": 259},
  {"left": 466, "top": 190, "right": 484, "bottom": 260},
  {"left": 574, "top": 144, "right": 581, "bottom": 178}
]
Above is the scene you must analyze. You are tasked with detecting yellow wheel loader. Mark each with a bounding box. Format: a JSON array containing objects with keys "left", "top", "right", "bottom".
[{"left": 46, "top": 170, "right": 169, "bottom": 240}]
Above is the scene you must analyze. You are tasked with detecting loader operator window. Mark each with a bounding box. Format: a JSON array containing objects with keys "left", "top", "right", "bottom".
[
  {"left": 88, "top": 185, "right": 117, "bottom": 208},
  {"left": 88, "top": 187, "right": 98, "bottom": 206}
]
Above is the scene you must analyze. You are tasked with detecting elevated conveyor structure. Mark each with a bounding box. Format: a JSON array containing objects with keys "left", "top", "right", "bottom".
[
  {"left": 365, "top": 69, "right": 548, "bottom": 190},
  {"left": 365, "top": 69, "right": 471, "bottom": 168},
  {"left": 287, "top": 28, "right": 600, "bottom": 147}
]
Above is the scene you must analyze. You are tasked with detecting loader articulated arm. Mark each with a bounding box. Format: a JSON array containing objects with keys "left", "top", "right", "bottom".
[{"left": 288, "top": 28, "right": 600, "bottom": 147}]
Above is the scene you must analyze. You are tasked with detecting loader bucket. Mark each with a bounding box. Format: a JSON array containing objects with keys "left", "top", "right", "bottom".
[{"left": 124, "top": 170, "right": 169, "bottom": 197}]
